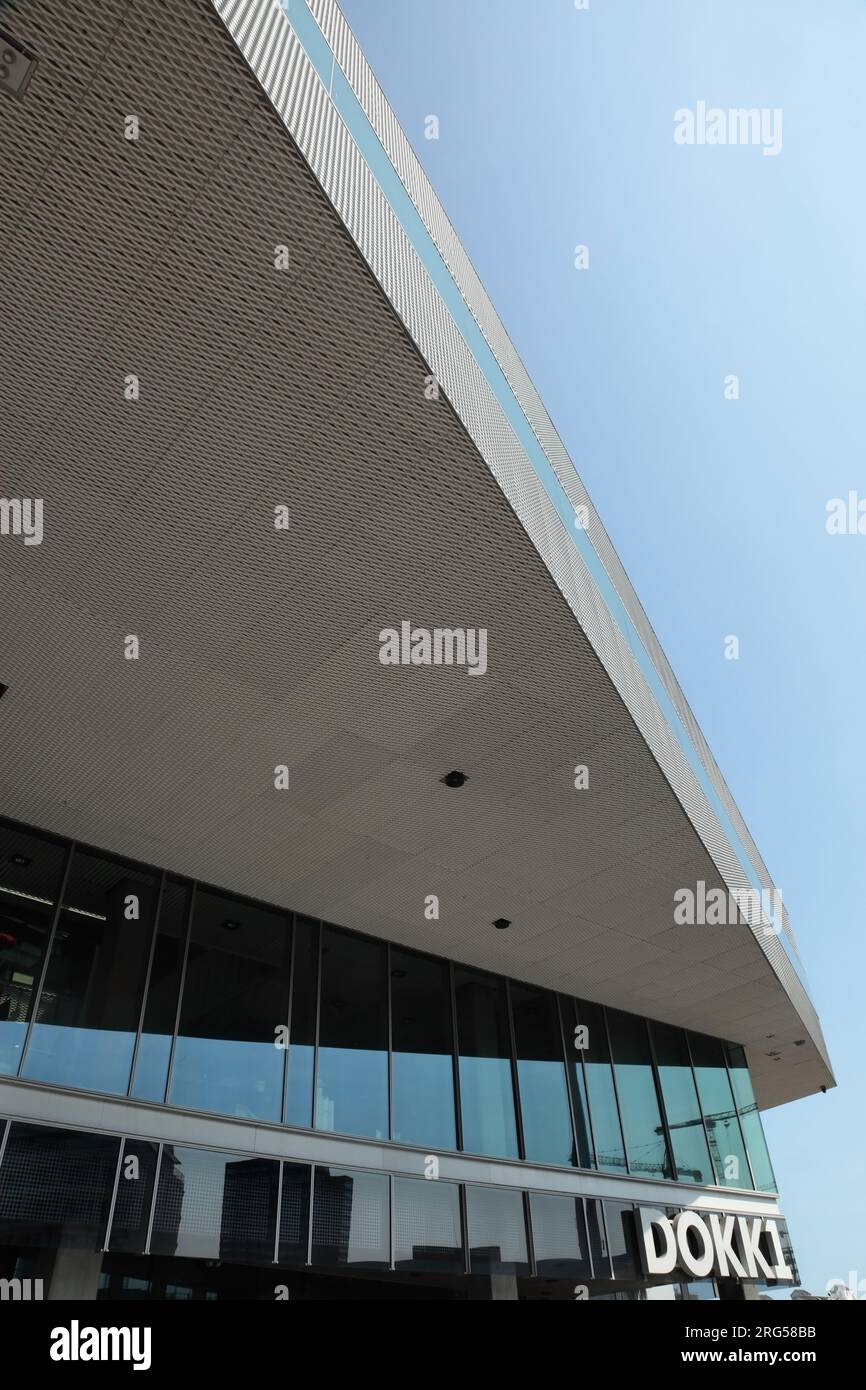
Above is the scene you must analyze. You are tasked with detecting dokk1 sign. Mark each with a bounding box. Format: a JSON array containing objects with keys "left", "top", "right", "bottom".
[{"left": 638, "top": 1208, "right": 794, "bottom": 1283}]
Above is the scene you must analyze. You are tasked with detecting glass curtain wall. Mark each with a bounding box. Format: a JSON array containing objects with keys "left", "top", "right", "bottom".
[{"left": 0, "top": 817, "right": 779, "bottom": 1194}]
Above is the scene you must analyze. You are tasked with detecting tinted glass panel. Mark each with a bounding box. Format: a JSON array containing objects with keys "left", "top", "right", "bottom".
[
  {"left": 529, "top": 1193, "right": 591, "bottom": 1278},
  {"left": 130, "top": 878, "right": 189, "bottom": 1103},
  {"left": 23, "top": 848, "right": 157, "bottom": 1094},
  {"left": 604, "top": 1200, "right": 640, "bottom": 1279},
  {"left": 652, "top": 1021, "right": 715, "bottom": 1185},
  {"left": 0, "top": 1122, "right": 119, "bottom": 1249},
  {"left": 577, "top": 1000, "right": 626, "bottom": 1174},
  {"left": 688, "top": 1032, "right": 750, "bottom": 1189},
  {"left": 586, "top": 1198, "right": 611, "bottom": 1277},
  {"left": 511, "top": 983, "right": 574, "bottom": 1166},
  {"left": 454, "top": 968, "right": 518, "bottom": 1159},
  {"left": 108, "top": 1140, "right": 159, "bottom": 1254},
  {"left": 169, "top": 890, "right": 291, "bottom": 1123},
  {"left": 560, "top": 996, "right": 594, "bottom": 1167},
  {"left": 607, "top": 1009, "right": 672, "bottom": 1179},
  {"left": 725, "top": 1043, "right": 776, "bottom": 1191},
  {"left": 285, "top": 916, "right": 317, "bottom": 1128},
  {"left": 0, "top": 823, "right": 67, "bottom": 1077},
  {"left": 277, "top": 1162, "right": 311, "bottom": 1266},
  {"left": 391, "top": 949, "right": 456, "bottom": 1150},
  {"left": 466, "top": 1186, "right": 529, "bottom": 1275},
  {"left": 311, "top": 1167, "right": 389, "bottom": 1270},
  {"left": 315, "top": 928, "right": 388, "bottom": 1140},
  {"left": 149, "top": 1146, "right": 279, "bottom": 1264},
  {"left": 394, "top": 1177, "right": 463, "bottom": 1274}
]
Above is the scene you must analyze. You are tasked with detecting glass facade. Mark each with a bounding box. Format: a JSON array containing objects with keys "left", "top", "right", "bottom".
[
  {"left": 1, "top": 1118, "right": 790, "bottom": 1286},
  {"left": 0, "top": 816, "right": 777, "bottom": 1192}
]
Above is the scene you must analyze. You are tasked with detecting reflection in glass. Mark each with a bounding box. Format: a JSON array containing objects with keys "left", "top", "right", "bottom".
[
  {"left": 390, "top": 949, "right": 456, "bottom": 1150},
  {"left": 311, "top": 1167, "right": 389, "bottom": 1269},
  {"left": 394, "top": 1177, "right": 463, "bottom": 1274},
  {"left": 604, "top": 1200, "right": 640, "bottom": 1279},
  {"left": 511, "top": 983, "right": 574, "bottom": 1166},
  {"left": 466, "top": 1186, "right": 529, "bottom": 1275},
  {"left": 688, "top": 1032, "right": 751, "bottom": 1188},
  {"left": 285, "top": 916, "right": 317, "bottom": 1128},
  {"left": 277, "top": 1162, "right": 311, "bottom": 1265},
  {"left": 529, "top": 1193, "right": 591, "bottom": 1278},
  {"left": 149, "top": 1146, "right": 279, "bottom": 1263},
  {"left": 108, "top": 1140, "right": 159, "bottom": 1254},
  {"left": 577, "top": 1000, "right": 626, "bottom": 1174},
  {"left": 725, "top": 1043, "right": 776, "bottom": 1192},
  {"left": 560, "top": 996, "right": 594, "bottom": 1167},
  {"left": 454, "top": 968, "right": 518, "bottom": 1159},
  {"left": 130, "top": 878, "right": 189, "bottom": 1102},
  {"left": 0, "top": 823, "right": 67, "bottom": 1077},
  {"left": 585, "top": 1198, "right": 610, "bottom": 1277},
  {"left": 23, "top": 848, "right": 157, "bottom": 1095},
  {"left": 315, "top": 927, "right": 388, "bottom": 1139},
  {"left": 651, "top": 1021, "right": 715, "bottom": 1185},
  {"left": 0, "top": 1122, "right": 120, "bottom": 1249},
  {"left": 607, "top": 1009, "right": 672, "bottom": 1179},
  {"left": 169, "top": 890, "right": 290, "bottom": 1122}
]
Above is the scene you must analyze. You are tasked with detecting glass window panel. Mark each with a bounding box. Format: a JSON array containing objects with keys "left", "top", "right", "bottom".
[
  {"left": 108, "top": 1140, "right": 159, "bottom": 1254},
  {"left": 466, "top": 1185, "right": 529, "bottom": 1275},
  {"left": 0, "top": 822, "right": 68, "bottom": 1077},
  {"left": 454, "top": 967, "right": 518, "bottom": 1159},
  {"left": 725, "top": 1043, "right": 777, "bottom": 1192},
  {"left": 149, "top": 1146, "right": 279, "bottom": 1264},
  {"left": 0, "top": 1122, "right": 119, "bottom": 1249},
  {"left": 511, "top": 983, "right": 574, "bottom": 1166},
  {"left": 130, "top": 878, "right": 189, "bottom": 1103},
  {"left": 652, "top": 1021, "right": 715, "bottom": 1185},
  {"left": 394, "top": 1176, "right": 463, "bottom": 1274},
  {"left": 277, "top": 1163, "right": 311, "bottom": 1266},
  {"left": 688, "top": 1032, "right": 751, "bottom": 1189},
  {"left": 683, "top": 1279, "right": 718, "bottom": 1300},
  {"left": 390, "top": 948, "right": 456, "bottom": 1150},
  {"left": 315, "top": 927, "right": 388, "bottom": 1140},
  {"left": 604, "top": 1200, "right": 640, "bottom": 1280},
  {"left": 311, "top": 1167, "right": 390, "bottom": 1270},
  {"left": 169, "top": 890, "right": 291, "bottom": 1123},
  {"left": 560, "top": 996, "right": 594, "bottom": 1167},
  {"left": 607, "top": 1009, "right": 673, "bottom": 1179},
  {"left": 529, "top": 1193, "right": 591, "bottom": 1279},
  {"left": 586, "top": 1198, "right": 610, "bottom": 1277},
  {"left": 285, "top": 916, "right": 317, "bottom": 1129},
  {"left": 23, "top": 848, "right": 158, "bottom": 1095},
  {"left": 577, "top": 1000, "right": 626, "bottom": 1174}
]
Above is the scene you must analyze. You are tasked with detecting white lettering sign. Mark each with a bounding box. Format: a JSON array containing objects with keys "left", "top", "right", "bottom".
[{"left": 637, "top": 1207, "right": 792, "bottom": 1282}]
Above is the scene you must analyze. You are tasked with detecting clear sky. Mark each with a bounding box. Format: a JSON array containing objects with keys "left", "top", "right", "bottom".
[{"left": 338, "top": 0, "right": 866, "bottom": 1296}]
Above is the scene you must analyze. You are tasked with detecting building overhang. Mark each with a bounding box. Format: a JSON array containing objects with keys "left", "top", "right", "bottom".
[{"left": 0, "top": 0, "right": 833, "bottom": 1109}]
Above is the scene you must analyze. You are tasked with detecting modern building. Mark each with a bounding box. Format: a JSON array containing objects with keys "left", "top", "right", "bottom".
[{"left": 0, "top": 0, "right": 833, "bottom": 1301}]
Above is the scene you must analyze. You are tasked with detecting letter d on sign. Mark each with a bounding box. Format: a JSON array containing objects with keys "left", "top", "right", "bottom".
[{"left": 637, "top": 1207, "right": 677, "bottom": 1276}]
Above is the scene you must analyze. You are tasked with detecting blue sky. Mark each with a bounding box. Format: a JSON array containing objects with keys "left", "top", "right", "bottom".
[{"left": 338, "top": 0, "right": 866, "bottom": 1295}]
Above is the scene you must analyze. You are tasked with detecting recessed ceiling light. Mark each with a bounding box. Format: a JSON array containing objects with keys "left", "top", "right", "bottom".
[
  {"left": 794, "top": 1039, "right": 806, "bottom": 1047},
  {"left": 493, "top": 918, "right": 511, "bottom": 931},
  {"left": 440, "top": 771, "right": 467, "bottom": 788},
  {"left": 222, "top": 919, "right": 241, "bottom": 932},
  {"left": 10, "top": 854, "right": 31, "bottom": 867}
]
